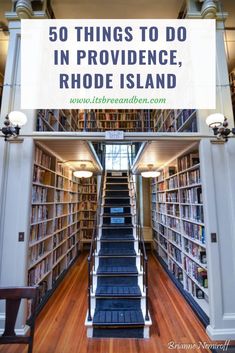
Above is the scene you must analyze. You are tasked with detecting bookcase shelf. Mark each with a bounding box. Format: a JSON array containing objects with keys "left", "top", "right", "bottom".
[
  {"left": 36, "top": 109, "right": 198, "bottom": 133},
  {"left": 151, "top": 145, "right": 208, "bottom": 315},
  {"left": 28, "top": 143, "right": 98, "bottom": 305}
]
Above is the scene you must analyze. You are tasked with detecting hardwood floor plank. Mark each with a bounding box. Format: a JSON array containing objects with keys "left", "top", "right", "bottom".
[{"left": 0, "top": 253, "right": 234, "bottom": 353}]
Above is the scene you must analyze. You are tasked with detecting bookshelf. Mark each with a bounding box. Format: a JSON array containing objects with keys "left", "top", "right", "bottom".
[
  {"left": 29, "top": 144, "right": 97, "bottom": 304},
  {"left": 151, "top": 146, "right": 208, "bottom": 315},
  {"left": 153, "top": 109, "right": 197, "bottom": 132},
  {"left": 36, "top": 109, "right": 199, "bottom": 133},
  {"left": 36, "top": 109, "right": 80, "bottom": 132},
  {"left": 36, "top": 109, "right": 155, "bottom": 132},
  {"left": 80, "top": 178, "right": 97, "bottom": 243}
]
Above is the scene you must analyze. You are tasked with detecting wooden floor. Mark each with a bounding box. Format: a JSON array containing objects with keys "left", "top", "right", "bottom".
[{"left": 0, "top": 253, "right": 224, "bottom": 353}]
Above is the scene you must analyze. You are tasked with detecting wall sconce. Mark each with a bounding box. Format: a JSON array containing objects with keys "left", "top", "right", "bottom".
[
  {"left": 206, "top": 113, "right": 235, "bottom": 142},
  {"left": 73, "top": 164, "right": 93, "bottom": 178},
  {"left": 0, "top": 111, "right": 27, "bottom": 141},
  {"left": 141, "top": 164, "right": 161, "bottom": 178}
]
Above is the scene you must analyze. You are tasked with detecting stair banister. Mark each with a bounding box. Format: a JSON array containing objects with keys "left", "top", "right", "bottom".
[
  {"left": 127, "top": 160, "right": 150, "bottom": 322},
  {"left": 87, "top": 172, "right": 105, "bottom": 321}
]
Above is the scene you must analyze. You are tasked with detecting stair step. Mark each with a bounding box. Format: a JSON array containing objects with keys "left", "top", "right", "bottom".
[
  {"left": 93, "top": 310, "right": 144, "bottom": 326},
  {"left": 105, "top": 184, "right": 129, "bottom": 191},
  {"left": 97, "top": 276, "right": 138, "bottom": 286},
  {"left": 102, "top": 228, "right": 133, "bottom": 237},
  {"left": 100, "top": 236, "right": 135, "bottom": 242},
  {"left": 103, "top": 213, "right": 132, "bottom": 217},
  {"left": 93, "top": 327, "right": 144, "bottom": 338},
  {"left": 106, "top": 172, "right": 128, "bottom": 177},
  {"left": 97, "top": 265, "right": 138, "bottom": 275},
  {"left": 96, "top": 286, "right": 141, "bottom": 297},
  {"left": 103, "top": 206, "right": 131, "bottom": 214},
  {"left": 98, "top": 249, "right": 136, "bottom": 257},
  {"left": 106, "top": 178, "right": 128, "bottom": 183},
  {"left": 104, "top": 199, "right": 130, "bottom": 206}
]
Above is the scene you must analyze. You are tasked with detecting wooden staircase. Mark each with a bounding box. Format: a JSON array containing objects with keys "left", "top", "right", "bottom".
[{"left": 85, "top": 171, "right": 151, "bottom": 338}]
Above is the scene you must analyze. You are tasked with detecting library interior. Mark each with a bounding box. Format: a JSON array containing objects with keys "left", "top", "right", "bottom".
[{"left": 0, "top": 1, "right": 235, "bottom": 353}]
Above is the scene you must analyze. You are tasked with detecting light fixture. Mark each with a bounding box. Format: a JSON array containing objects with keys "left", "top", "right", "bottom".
[
  {"left": 73, "top": 164, "right": 93, "bottom": 178},
  {"left": 0, "top": 111, "right": 27, "bottom": 141},
  {"left": 141, "top": 164, "right": 161, "bottom": 178},
  {"left": 206, "top": 113, "right": 235, "bottom": 142}
]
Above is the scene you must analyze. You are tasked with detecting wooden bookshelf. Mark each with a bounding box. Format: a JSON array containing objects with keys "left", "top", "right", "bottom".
[
  {"left": 36, "top": 109, "right": 80, "bottom": 132},
  {"left": 28, "top": 143, "right": 97, "bottom": 304},
  {"left": 79, "top": 178, "right": 97, "bottom": 242},
  {"left": 36, "top": 109, "right": 199, "bottom": 133},
  {"left": 36, "top": 109, "right": 155, "bottom": 132},
  {"left": 151, "top": 146, "right": 208, "bottom": 315}
]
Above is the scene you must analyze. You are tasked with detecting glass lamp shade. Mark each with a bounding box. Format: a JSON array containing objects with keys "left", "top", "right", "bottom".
[
  {"left": 141, "top": 171, "right": 161, "bottom": 178},
  {"left": 73, "top": 170, "right": 93, "bottom": 178},
  {"left": 206, "top": 113, "right": 224, "bottom": 128},
  {"left": 8, "top": 111, "right": 27, "bottom": 127}
]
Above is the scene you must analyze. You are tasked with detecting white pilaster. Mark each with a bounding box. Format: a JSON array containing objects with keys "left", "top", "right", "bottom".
[
  {"left": 200, "top": 138, "right": 235, "bottom": 340},
  {"left": 186, "top": 0, "right": 234, "bottom": 134}
]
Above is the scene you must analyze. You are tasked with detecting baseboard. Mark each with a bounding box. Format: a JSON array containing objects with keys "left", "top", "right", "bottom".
[{"left": 206, "top": 325, "right": 235, "bottom": 340}]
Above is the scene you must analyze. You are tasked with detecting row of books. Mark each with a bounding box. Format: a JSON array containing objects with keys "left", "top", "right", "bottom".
[
  {"left": 35, "top": 146, "right": 52, "bottom": 169},
  {"left": 81, "top": 185, "right": 97, "bottom": 193},
  {"left": 52, "top": 263, "right": 65, "bottom": 284},
  {"left": 168, "top": 258, "right": 183, "bottom": 282},
  {"left": 179, "top": 169, "right": 200, "bottom": 187},
  {"left": 184, "top": 239, "right": 207, "bottom": 264},
  {"left": 79, "top": 201, "right": 97, "bottom": 211},
  {"left": 169, "top": 243, "right": 182, "bottom": 264},
  {"left": 182, "top": 221, "right": 205, "bottom": 244},
  {"left": 29, "top": 242, "right": 48, "bottom": 265},
  {"left": 53, "top": 230, "right": 67, "bottom": 248},
  {"left": 28, "top": 257, "right": 50, "bottom": 285},
  {"left": 55, "top": 190, "right": 79, "bottom": 203},
  {"left": 168, "top": 229, "right": 182, "bottom": 247},
  {"left": 33, "top": 166, "right": 52, "bottom": 186},
  {"left": 159, "top": 234, "right": 168, "bottom": 250},
  {"left": 178, "top": 151, "right": 199, "bottom": 172},
  {"left": 184, "top": 257, "right": 208, "bottom": 288},
  {"left": 30, "top": 222, "right": 52, "bottom": 243},
  {"left": 68, "top": 235, "right": 76, "bottom": 250},
  {"left": 176, "top": 109, "right": 196, "bottom": 130},
  {"left": 166, "top": 191, "right": 179, "bottom": 203},
  {"left": 53, "top": 245, "right": 65, "bottom": 263},
  {"left": 181, "top": 187, "right": 202, "bottom": 204},
  {"left": 56, "top": 176, "right": 79, "bottom": 192},
  {"left": 31, "top": 205, "right": 50, "bottom": 223},
  {"left": 181, "top": 205, "right": 204, "bottom": 223},
  {"left": 32, "top": 186, "right": 48, "bottom": 203},
  {"left": 185, "top": 277, "right": 208, "bottom": 300}
]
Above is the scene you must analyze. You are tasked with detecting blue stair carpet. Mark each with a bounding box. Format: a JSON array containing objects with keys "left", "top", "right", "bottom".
[
  {"left": 96, "top": 285, "right": 141, "bottom": 297},
  {"left": 92, "top": 172, "right": 144, "bottom": 338},
  {"left": 93, "top": 310, "right": 144, "bottom": 326}
]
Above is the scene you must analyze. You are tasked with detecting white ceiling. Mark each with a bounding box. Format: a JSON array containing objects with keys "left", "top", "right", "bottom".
[
  {"left": 133, "top": 139, "right": 198, "bottom": 172},
  {"left": 37, "top": 139, "right": 102, "bottom": 172}
]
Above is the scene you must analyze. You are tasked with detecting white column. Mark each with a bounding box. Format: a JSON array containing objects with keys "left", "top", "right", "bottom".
[
  {"left": 186, "top": 0, "right": 234, "bottom": 133},
  {"left": 200, "top": 138, "right": 235, "bottom": 340},
  {"left": 0, "top": 1, "right": 50, "bottom": 332}
]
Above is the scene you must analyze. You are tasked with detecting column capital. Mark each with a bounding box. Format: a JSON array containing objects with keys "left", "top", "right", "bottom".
[
  {"left": 15, "top": 0, "right": 33, "bottom": 19},
  {"left": 5, "top": 0, "right": 54, "bottom": 22}
]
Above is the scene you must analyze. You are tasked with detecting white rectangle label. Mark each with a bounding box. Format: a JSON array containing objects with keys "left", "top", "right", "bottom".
[{"left": 21, "top": 19, "right": 215, "bottom": 109}]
